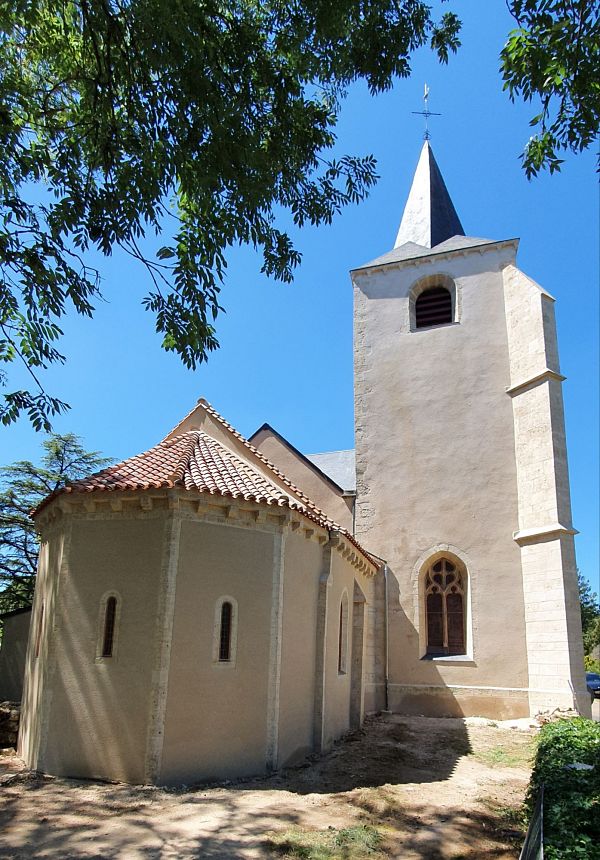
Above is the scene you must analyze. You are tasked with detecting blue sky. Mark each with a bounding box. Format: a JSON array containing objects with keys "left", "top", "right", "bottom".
[{"left": 2, "top": 5, "right": 598, "bottom": 591}]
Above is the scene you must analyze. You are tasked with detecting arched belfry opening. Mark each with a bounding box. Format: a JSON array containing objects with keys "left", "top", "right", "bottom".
[{"left": 409, "top": 273, "right": 457, "bottom": 332}]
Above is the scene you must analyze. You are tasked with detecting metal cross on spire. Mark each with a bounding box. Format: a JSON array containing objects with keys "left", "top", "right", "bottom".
[{"left": 411, "top": 84, "right": 441, "bottom": 141}]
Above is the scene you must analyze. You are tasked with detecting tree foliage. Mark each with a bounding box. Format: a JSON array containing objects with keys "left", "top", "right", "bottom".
[
  {"left": 0, "top": 434, "right": 109, "bottom": 613},
  {"left": 501, "top": 0, "right": 600, "bottom": 176},
  {"left": 526, "top": 718, "right": 600, "bottom": 860},
  {"left": 0, "top": 0, "right": 460, "bottom": 430},
  {"left": 578, "top": 572, "right": 600, "bottom": 656}
]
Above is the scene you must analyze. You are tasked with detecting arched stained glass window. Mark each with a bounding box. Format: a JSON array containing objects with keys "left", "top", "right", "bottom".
[{"left": 425, "top": 558, "right": 466, "bottom": 656}]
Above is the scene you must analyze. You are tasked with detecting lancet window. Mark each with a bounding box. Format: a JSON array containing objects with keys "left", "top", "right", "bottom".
[
  {"left": 425, "top": 558, "right": 465, "bottom": 656},
  {"left": 213, "top": 596, "right": 238, "bottom": 666},
  {"left": 219, "top": 601, "right": 233, "bottom": 662},
  {"left": 338, "top": 592, "right": 349, "bottom": 674},
  {"left": 101, "top": 596, "right": 117, "bottom": 658}
]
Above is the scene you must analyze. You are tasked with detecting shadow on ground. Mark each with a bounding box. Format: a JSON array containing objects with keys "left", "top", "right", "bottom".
[{"left": 0, "top": 715, "right": 533, "bottom": 859}]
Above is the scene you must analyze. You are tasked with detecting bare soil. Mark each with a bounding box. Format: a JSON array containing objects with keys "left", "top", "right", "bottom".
[{"left": 0, "top": 714, "right": 536, "bottom": 859}]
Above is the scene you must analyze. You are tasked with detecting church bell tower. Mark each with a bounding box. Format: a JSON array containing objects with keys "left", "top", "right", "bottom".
[{"left": 352, "top": 141, "right": 590, "bottom": 719}]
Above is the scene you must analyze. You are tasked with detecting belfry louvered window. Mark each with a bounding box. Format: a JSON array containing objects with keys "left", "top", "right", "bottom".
[{"left": 415, "top": 286, "right": 453, "bottom": 328}]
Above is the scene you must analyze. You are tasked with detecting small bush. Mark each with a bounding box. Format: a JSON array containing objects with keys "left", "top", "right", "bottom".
[{"left": 526, "top": 718, "right": 600, "bottom": 859}]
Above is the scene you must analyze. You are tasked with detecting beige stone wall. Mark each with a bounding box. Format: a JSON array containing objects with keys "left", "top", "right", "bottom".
[
  {"left": 160, "top": 519, "right": 274, "bottom": 783},
  {"left": 0, "top": 610, "right": 31, "bottom": 702},
  {"left": 361, "top": 570, "right": 386, "bottom": 713},
  {"left": 353, "top": 245, "right": 531, "bottom": 718},
  {"left": 277, "top": 531, "right": 321, "bottom": 767},
  {"left": 19, "top": 527, "right": 69, "bottom": 770},
  {"left": 322, "top": 551, "right": 357, "bottom": 746},
  {"left": 23, "top": 513, "right": 165, "bottom": 782},
  {"left": 520, "top": 535, "right": 588, "bottom": 714},
  {"left": 21, "top": 484, "right": 376, "bottom": 784},
  {"left": 251, "top": 428, "right": 354, "bottom": 531},
  {"left": 503, "top": 266, "right": 589, "bottom": 716}
]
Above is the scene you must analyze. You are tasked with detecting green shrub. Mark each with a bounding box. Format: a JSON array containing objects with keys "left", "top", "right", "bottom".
[
  {"left": 584, "top": 655, "right": 600, "bottom": 673},
  {"left": 526, "top": 718, "right": 600, "bottom": 859}
]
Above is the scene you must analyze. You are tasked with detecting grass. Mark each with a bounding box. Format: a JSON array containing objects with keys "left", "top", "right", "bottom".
[
  {"left": 472, "top": 743, "right": 532, "bottom": 768},
  {"left": 266, "top": 825, "right": 385, "bottom": 859}
]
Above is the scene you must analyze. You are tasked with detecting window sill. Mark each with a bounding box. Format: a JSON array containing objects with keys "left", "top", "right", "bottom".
[
  {"left": 411, "top": 321, "right": 460, "bottom": 333},
  {"left": 422, "top": 654, "right": 475, "bottom": 665}
]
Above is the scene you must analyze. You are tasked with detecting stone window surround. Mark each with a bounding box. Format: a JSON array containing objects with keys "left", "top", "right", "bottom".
[
  {"left": 212, "top": 595, "right": 238, "bottom": 668},
  {"left": 408, "top": 272, "right": 460, "bottom": 333},
  {"left": 95, "top": 590, "right": 122, "bottom": 663},
  {"left": 411, "top": 545, "right": 474, "bottom": 663}
]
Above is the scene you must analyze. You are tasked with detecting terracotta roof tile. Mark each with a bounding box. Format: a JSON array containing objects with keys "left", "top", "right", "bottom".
[{"left": 36, "top": 401, "right": 378, "bottom": 570}]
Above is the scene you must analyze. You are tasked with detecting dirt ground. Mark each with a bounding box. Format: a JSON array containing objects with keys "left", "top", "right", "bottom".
[{"left": 0, "top": 714, "right": 537, "bottom": 859}]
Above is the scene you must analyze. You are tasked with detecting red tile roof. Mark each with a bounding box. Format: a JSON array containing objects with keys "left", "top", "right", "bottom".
[
  {"left": 67, "top": 430, "right": 312, "bottom": 509},
  {"left": 36, "top": 401, "right": 377, "bottom": 569}
]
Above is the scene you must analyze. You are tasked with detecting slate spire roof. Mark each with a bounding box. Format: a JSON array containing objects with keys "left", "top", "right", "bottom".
[{"left": 394, "top": 140, "right": 464, "bottom": 250}]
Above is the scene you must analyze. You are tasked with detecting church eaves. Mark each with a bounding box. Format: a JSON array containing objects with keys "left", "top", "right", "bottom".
[
  {"left": 394, "top": 140, "right": 464, "bottom": 250},
  {"left": 33, "top": 399, "right": 377, "bottom": 570}
]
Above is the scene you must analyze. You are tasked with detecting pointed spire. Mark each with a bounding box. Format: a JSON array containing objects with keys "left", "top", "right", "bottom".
[{"left": 395, "top": 141, "right": 464, "bottom": 249}]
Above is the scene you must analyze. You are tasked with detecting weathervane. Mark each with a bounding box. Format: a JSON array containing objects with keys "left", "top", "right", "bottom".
[{"left": 412, "top": 84, "right": 441, "bottom": 141}]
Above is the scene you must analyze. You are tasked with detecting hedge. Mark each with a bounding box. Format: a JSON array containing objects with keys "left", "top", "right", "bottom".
[{"left": 526, "top": 718, "right": 600, "bottom": 859}]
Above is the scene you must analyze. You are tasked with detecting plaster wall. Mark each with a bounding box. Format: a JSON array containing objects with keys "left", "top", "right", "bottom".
[
  {"left": 277, "top": 531, "right": 321, "bottom": 767},
  {"left": 28, "top": 514, "right": 164, "bottom": 782},
  {"left": 322, "top": 551, "right": 357, "bottom": 746},
  {"left": 0, "top": 610, "right": 31, "bottom": 701},
  {"left": 251, "top": 429, "right": 354, "bottom": 530},
  {"left": 361, "top": 570, "right": 386, "bottom": 713},
  {"left": 353, "top": 246, "right": 529, "bottom": 717},
  {"left": 19, "top": 532, "right": 66, "bottom": 769},
  {"left": 160, "top": 520, "right": 273, "bottom": 783}
]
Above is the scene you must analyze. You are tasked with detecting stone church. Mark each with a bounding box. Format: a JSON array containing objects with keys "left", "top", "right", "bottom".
[{"left": 18, "top": 141, "right": 590, "bottom": 785}]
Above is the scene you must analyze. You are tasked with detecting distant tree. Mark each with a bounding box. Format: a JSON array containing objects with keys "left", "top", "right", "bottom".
[
  {"left": 0, "top": 435, "right": 110, "bottom": 614},
  {"left": 578, "top": 572, "right": 600, "bottom": 655},
  {"left": 501, "top": 0, "right": 600, "bottom": 176}
]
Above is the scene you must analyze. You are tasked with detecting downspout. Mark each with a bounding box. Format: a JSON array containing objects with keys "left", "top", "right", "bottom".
[{"left": 384, "top": 563, "right": 390, "bottom": 712}]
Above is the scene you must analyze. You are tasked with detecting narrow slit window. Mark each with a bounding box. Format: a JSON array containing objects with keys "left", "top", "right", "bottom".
[
  {"left": 34, "top": 601, "right": 44, "bottom": 659},
  {"left": 338, "top": 593, "right": 348, "bottom": 674},
  {"left": 415, "top": 287, "right": 453, "bottom": 328},
  {"left": 219, "top": 601, "right": 233, "bottom": 662},
  {"left": 102, "top": 596, "right": 117, "bottom": 658}
]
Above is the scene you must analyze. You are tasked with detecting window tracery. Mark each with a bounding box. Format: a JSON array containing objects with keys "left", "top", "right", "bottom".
[{"left": 425, "top": 558, "right": 466, "bottom": 655}]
